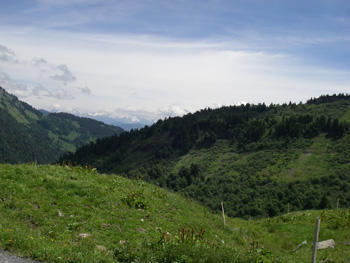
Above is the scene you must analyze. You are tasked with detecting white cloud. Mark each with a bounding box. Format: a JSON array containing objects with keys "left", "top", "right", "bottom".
[
  {"left": 32, "top": 57, "right": 50, "bottom": 68},
  {"left": 0, "top": 27, "right": 349, "bottom": 122},
  {"left": 158, "top": 106, "right": 189, "bottom": 117},
  {"left": 31, "top": 85, "right": 46, "bottom": 96},
  {"left": 30, "top": 84, "right": 74, "bottom": 100},
  {"left": 0, "top": 44, "right": 16, "bottom": 56},
  {"left": 0, "top": 44, "right": 18, "bottom": 64},
  {"left": 45, "top": 87, "right": 75, "bottom": 100},
  {"left": 31, "top": 57, "right": 76, "bottom": 83},
  {"left": 78, "top": 86, "right": 91, "bottom": 94},
  {"left": 50, "top": 64, "right": 76, "bottom": 82},
  {"left": 0, "top": 42, "right": 78, "bottom": 103},
  {"left": 0, "top": 72, "right": 28, "bottom": 97}
]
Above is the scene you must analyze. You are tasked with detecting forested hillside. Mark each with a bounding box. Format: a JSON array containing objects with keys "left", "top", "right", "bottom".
[
  {"left": 0, "top": 87, "right": 123, "bottom": 163},
  {"left": 61, "top": 94, "right": 350, "bottom": 218}
]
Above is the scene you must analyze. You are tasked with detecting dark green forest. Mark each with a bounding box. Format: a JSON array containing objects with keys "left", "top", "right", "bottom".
[
  {"left": 61, "top": 94, "right": 350, "bottom": 218},
  {"left": 0, "top": 87, "right": 123, "bottom": 163}
]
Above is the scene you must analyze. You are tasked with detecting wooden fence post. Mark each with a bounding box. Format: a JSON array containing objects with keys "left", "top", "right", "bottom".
[
  {"left": 311, "top": 219, "right": 321, "bottom": 263},
  {"left": 221, "top": 202, "right": 225, "bottom": 226}
]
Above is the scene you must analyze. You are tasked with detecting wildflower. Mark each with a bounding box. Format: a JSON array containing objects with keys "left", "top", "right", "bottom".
[
  {"left": 30, "top": 237, "right": 33, "bottom": 239},
  {"left": 51, "top": 238, "right": 54, "bottom": 242}
]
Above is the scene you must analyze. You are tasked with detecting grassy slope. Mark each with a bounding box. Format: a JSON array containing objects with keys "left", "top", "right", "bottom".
[
  {"left": 173, "top": 133, "right": 332, "bottom": 183},
  {"left": 0, "top": 164, "right": 349, "bottom": 262},
  {"left": 0, "top": 88, "right": 41, "bottom": 125}
]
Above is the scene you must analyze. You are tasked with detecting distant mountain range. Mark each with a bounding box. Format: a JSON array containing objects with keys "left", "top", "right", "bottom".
[
  {"left": 80, "top": 114, "right": 148, "bottom": 131},
  {"left": 39, "top": 110, "right": 149, "bottom": 131},
  {"left": 0, "top": 87, "right": 123, "bottom": 163}
]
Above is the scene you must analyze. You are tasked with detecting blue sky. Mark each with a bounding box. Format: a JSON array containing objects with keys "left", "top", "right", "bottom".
[{"left": 0, "top": 0, "right": 349, "bottom": 122}]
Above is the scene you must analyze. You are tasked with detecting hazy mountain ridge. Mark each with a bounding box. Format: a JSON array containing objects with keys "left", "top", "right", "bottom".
[
  {"left": 0, "top": 87, "right": 123, "bottom": 163},
  {"left": 82, "top": 114, "right": 147, "bottom": 131},
  {"left": 40, "top": 110, "right": 150, "bottom": 131},
  {"left": 61, "top": 94, "right": 350, "bottom": 218}
]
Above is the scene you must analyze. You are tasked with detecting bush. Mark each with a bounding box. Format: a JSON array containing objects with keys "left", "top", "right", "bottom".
[{"left": 123, "top": 191, "right": 148, "bottom": 209}]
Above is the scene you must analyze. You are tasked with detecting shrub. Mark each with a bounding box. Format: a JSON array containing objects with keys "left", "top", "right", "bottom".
[{"left": 123, "top": 191, "right": 148, "bottom": 209}]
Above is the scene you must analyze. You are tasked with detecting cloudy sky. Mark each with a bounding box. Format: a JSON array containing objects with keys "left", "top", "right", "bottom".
[{"left": 0, "top": 0, "right": 349, "bottom": 122}]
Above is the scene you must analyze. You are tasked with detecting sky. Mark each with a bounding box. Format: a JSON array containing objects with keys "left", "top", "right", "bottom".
[{"left": 0, "top": 0, "right": 349, "bottom": 123}]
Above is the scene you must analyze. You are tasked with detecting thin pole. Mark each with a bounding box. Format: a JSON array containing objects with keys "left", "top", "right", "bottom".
[
  {"left": 221, "top": 202, "right": 225, "bottom": 226},
  {"left": 311, "top": 219, "right": 321, "bottom": 263}
]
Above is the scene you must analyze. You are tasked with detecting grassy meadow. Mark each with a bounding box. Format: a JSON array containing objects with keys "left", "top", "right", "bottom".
[{"left": 0, "top": 164, "right": 349, "bottom": 262}]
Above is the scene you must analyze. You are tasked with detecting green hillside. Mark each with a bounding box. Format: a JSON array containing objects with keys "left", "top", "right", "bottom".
[
  {"left": 0, "top": 87, "right": 123, "bottom": 163},
  {"left": 0, "top": 164, "right": 349, "bottom": 262},
  {"left": 38, "top": 112, "right": 123, "bottom": 152},
  {"left": 61, "top": 94, "right": 350, "bottom": 218}
]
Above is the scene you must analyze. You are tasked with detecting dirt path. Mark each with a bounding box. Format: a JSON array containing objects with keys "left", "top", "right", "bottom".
[{"left": 0, "top": 250, "right": 40, "bottom": 263}]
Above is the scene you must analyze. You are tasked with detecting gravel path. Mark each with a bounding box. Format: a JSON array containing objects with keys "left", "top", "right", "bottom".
[{"left": 0, "top": 250, "right": 40, "bottom": 263}]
